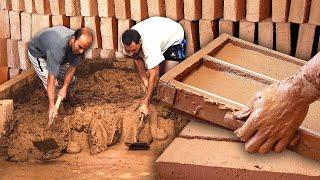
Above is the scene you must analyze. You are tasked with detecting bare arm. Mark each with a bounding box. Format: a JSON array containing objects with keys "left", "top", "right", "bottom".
[
  {"left": 59, "top": 66, "right": 76, "bottom": 100},
  {"left": 134, "top": 59, "right": 148, "bottom": 88},
  {"left": 144, "top": 65, "right": 160, "bottom": 105},
  {"left": 47, "top": 73, "right": 56, "bottom": 120}
]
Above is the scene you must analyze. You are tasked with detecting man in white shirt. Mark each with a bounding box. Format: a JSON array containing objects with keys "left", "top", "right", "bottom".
[{"left": 121, "top": 17, "right": 186, "bottom": 115}]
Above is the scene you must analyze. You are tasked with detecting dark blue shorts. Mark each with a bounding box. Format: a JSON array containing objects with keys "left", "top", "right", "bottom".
[{"left": 163, "top": 39, "right": 186, "bottom": 62}]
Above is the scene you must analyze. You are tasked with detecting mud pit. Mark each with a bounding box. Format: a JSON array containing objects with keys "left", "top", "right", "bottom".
[{"left": 0, "top": 64, "right": 187, "bottom": 178}]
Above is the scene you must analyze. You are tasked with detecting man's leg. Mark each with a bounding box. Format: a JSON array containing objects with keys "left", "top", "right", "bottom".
[
  {"left": 57, "top": 64, "right": 77, "bottom": 97},
  {"left": 163, "top": 60, "right": 180, "bottom": 73},
  {"left": 28, "top": 51, "right": 49, "bottom": 89}
]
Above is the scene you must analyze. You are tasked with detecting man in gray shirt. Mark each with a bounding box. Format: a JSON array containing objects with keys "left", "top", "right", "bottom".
[{"left": 28, "top": 26, "right": 93, "bottom": 124}]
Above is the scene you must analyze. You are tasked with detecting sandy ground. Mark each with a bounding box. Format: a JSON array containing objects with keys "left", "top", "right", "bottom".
[{"left": 0, "top": 63, "right": 187, "bottom": 179}]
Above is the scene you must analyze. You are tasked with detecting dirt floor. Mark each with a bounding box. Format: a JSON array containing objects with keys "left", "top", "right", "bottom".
[{"left": 0, "top": 62, "right": 188, "bottom": 179}]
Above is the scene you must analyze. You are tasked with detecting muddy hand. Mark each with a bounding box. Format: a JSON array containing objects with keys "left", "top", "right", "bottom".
[
  {"left": 139, "top": 102, "right": 150, "bottom": 116},
  {"left": 233, "top": 81, "right": 310, "bottom": 154}
]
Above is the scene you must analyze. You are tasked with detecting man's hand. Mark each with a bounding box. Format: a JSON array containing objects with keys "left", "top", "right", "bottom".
[
  {"left": 58, "top": 87, "right": 67, "bottom": 101},
  {"left": 139, "top": 102, "right": 150, "bottom": 115},
  {"left": 48, "top": 105, "right": 58, "bottom": 122},
  {"left": 231, "top": 78, "right": 311, "bottom": 154}
]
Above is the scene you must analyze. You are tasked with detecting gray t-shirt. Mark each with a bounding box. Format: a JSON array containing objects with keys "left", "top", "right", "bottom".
[{"left": 28, "top": 26, "right": 82, "bottom": 77}]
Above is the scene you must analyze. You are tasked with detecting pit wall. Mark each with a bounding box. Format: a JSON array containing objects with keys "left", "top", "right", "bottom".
[{"left": 0, "top": 0, "right": 319, "bottom": 85}]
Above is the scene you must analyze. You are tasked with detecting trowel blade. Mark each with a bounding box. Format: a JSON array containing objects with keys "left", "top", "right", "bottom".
[
  {"left": 33, "top": 138, "right": 59, "bottom": 153},
  {"left": 125, "top": 142, "right": 150, "bottom": 150}
]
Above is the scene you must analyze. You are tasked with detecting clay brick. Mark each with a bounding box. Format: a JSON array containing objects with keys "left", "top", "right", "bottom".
[
  {"left": 184, "top": 0, "right": 201, "bottom": 21},
  {"left": 70, "top": 16, "right": 84, "bottom": 30},
  {"left": 295, "top": 24, "right": 316, "bottom": 60},
  {"left": 97, "top": 0, "right": 115, "bottom": 17},
  {"left": 21, "top": 12, "right": 32, "bottom": 43},
  {"left": 0, "top": 10, "right": 10, "bottom": 38},
  {"left": 49, "top": 0, "right": 65, "bottom": 15},
  {"left": 147, "top": 0, "right": 165, "bottom": 17},
  {"left": 156, "top": 138, "right": 320, "bottom": 179},
  {"left": 202, "top": 0, "right": 223, "bottom": 20},
  {"left": 288, "top": 0, "right": 311, "bottom": 24},
  {"left": 100, "top": 48, "right": 115, "bottom": 63},
  {"left": 239, "top": 19, "right": 255, "bottom": 43},
  {"left": 115, "top": 0, "right": 130, "bottom": 19},
  {"left": 100, "top": 17, "right": 117, "bottom": 49},
  {"left": 11, "top": 0, "right": 24, "bottom": 12},
  {"left": 84, "top": 16, "right": 102, "bottom": 48},
  {"left": 80, "top": 0, "right": 98, "bottom": 16},
  {"left": 272, "top": 0, "right": 290, "bottom": 22},
  {"left": 179, "top": 19, "right": 199, "bottom": 57},
  {"left": 52, "top": 15, "right": 70, "bottom": 27},
  {"left": 130, "top": 0, "right": 148, "bottom": 21},
  {"left": 0, "top": 38, "right": 7, "bottom": 66},
  {"left": 65, "top": 0, "right": 81, "bottom": 16},
  {"left": 258, "top": 18, "right": 273, "bottom": 49},
  {"left": 7, "top": 39, "right": 20, "bottom": 69},
  {"left": 0, "top": 67, "right": 8, "bottom": 84},
  {"left": 24, "top": 0, "right": 36, "bottom": 13},
  {"left": 0, "top": 0, "right": 11, "bottom": 10},
  {"left": 9, "top": 11, "right": 21, "bottom": 40},
  {"left": 117, "top": 19, "right": 135, "bottom": 52},
  {"left": 246, "top": 0, "right": 270, "bottom": 22},
  {"left": 308, "top": 0, "right": 320, "bottom": 25},
  {"left": 165, "top": 0, "right": 183, "bottom": 21},
  {"left": 18, "top": 41, "right": 31, "bottom": 70},
  {"left": 34, "top": 0, "right": 51, "bottom": 14},
  {"left": 199, "top": 19, "right": 219, "bottom": 48},
  {"left": 276, "top": 22, "right": 291, "bottom": 55},
  {"left": 9, "top": 68, "right": 20, "bottom": 79},
  {"left": 219, "top": 18, "right": 236, "bottom": 36},
  {"left": 84, "top": 48, "right": 101, "bottom": 59},
  {"left": 223, "top": 0, "right": 246, "bottom": 21},
  {"left": 32, "top": 14, "right": 52, "bottom": 37},
  {"left": 0, "top": 99, "right": 13, "bottom": 137}
]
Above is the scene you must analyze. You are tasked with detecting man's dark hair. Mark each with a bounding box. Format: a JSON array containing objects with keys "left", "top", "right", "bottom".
[
  {"left": 122, "top": 29, "right": 141, "bottom": 46},
  {"left": 74, "top": 29, "right": 82, "bottom": 40}
]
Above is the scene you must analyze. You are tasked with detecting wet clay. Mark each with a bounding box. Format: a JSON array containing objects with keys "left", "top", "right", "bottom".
[
  {"left": 213, "top": 43, "right": 302, "bottom": 80},
  {"left": 156, "top": 138, "right": 320, "bottom": 179}
]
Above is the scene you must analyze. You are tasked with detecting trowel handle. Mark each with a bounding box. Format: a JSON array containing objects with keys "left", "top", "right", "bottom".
[{"left": 55, "top": 95, "right": 62, "bottom": 110}]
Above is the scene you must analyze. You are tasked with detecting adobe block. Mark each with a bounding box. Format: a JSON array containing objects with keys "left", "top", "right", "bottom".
[
  {"left": 165, "top": 0, "right": 183, "bottom": 21},
  {"left": 11, "top": 0, "right": 24, "bottom": 12},
  {"left": 184, "top": 0, "right": 201, "bottom": 21},
  {"left": 0, "top": 67, "right": 8, "bottom": 84},
  {"left": 276, "top": 22, "right": 291, "bottom": 55},
  {"left": 219, "top": 18, "right": 236, "bottom": 36},
  {"left": 202, "top": 0, "right": 223, "bottom": 20},
  {"left": 295, "top": 23, "right": 316, "bottom": 60},
  {"left": 32, "top": 14, "right": 52, "bottom": 37},
  {"left": 84, "top": 48, "right": 101, "bottom": 60},
  {"left": 223, "top": 0, "right": 246, "bottom": 21},
  {"left": 9, "top": 11, "right": 21, "bottom": 40},
  {"left": 308, "top": 0, "right": 320, "bottom": 25},
  {"left": 52, "top": 15, "right": 70, "bottom": 27},
  {"left": 34, "top": 0, "right": 51, "bottom": 14},
  {"left": 70, "top": 16, "right": 84, "bottom": 30},
  {"left": 84, "top": 16, "right": 102, "bottom": 48},
  {"left": 147, "top": 0, "right": 165, "bottom": 17},
  {"left": 0, "top": 10, "right": 10, "bottom": 38},
  {"left": 49, "top": 0, "right": 65, "bottom": 15},
  {"left": 115, "top": 0, "right": 130, "bottom": 19},
  {"left": 179, "top": 19, "right": 200, "bottom": 57},
  {"left": 9, "top": 68, "right": 20, "bottom": 79},
  {"left": 0, "top": 0, "right": 11, "bottom": 10},
  {"left": 80, "top": 0, "right": 98, "bottom": 16},
  {"left": 246, "top": 0, "right": 270, "bottom": 22},
  {"left": 130, "top": 0, "right": 148, "bottom": 22},
  {"left": 7, "top": 39, "right": 20, "bottom": 69},
  {"left": 0, "top": 38, "right": 7, "bottom": 66},
  {"left": 21, "top": 12, "right": 32, "bottom": 43},
  {"left": 65, "top": 0, "right": 81, "bottom": 16},
  {"left": 18, "top": 41, "right": 31, "bottom": 70},
  {"left": 24, "top": 0, "right": 36, "bottom": 13},
  {"left": 97, "top": 0, "right": 115, "bottom": 17},
  {"left": 239, "top": 19, "right": 255, "bottom": 43},
  {"left": 100, "top": 17, "right": 118, "bottom": 49},
  {"left": 288, "top": 0, "right": 311, "bottom": 24},
  {"left": 258, "top": 18, "right": 273, "bottom": 49},
  {"left": 272, "top": 0, "right": 290, "bottom": 22},
  {"left": 199, "top": 19, "right": 219, "bottom": 48}
]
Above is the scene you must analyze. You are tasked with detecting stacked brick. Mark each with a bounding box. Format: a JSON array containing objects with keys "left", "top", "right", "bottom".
[{"left": 1, "top": 0, "right": 320, "bottom": 86}]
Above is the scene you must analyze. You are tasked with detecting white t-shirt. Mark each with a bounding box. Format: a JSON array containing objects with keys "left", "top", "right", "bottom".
[{"left": 124, "top": 17, "right": 184, "bottom": 69}]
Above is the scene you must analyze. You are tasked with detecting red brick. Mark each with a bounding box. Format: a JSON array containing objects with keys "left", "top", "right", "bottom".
[
  {"left": 24, "top": 0, "right": 36, "bottom": 13},
  {"left": 0, "top": 99, "right": 13, "bottom": 136},
  {"left": 0, "top": 10, "right": 10, "bottom": 38},
  {"left": 11, "top": 0, "right": 24, "bottom": 12},
  {"left": 156, "top": 138, "right": 320, "bottom": 179},
  {"left": 84, "top": 16, "right": 102, "bottom": 48},
  {"left": 246, "top": 0, "right": 270, "bottom": 22},
  {"left": 258, "top": 18, "right": 273, "bottom": 49},
  {"left": 9, "top": 11, "right": 21, "bottom": 40},
  {"left": 115, "top": 0, "right": 130, "bottom": 19},
  {"left": 21, "top": 12, "right": 32, "bottom": 43},
  {"left": 0, "top": 67, "right": 8, "bottom": 84},
  {"left": 52, "top": 15, "right": 70, "bottom": 27},
  {"left": 202, "top": 0, "right": 223, "bottom": 20},
  {"left": 117, "top": 19, "right": 135, "bottom": 52},
  {"left": 84, "top": 48, "right": 101, "bottom": 59},
  {"left": 219, "top": 18, "right": 236, "bottom": 36},
  {"left": 288, "top": 0, "right": 311, "bottom": 24},
  {"left": 179, "top": 19, "right": 199, "bottom": 57},
  {"left": 130, "top": 0, "right": 148, "bottom": 21},
  {"left": 165, "top": 0, "right": 183, "bottom": 21},
  {"left": 147, "top": 0, "right": 165, "bottom": 17},
  {"left": 239, "top": 19, "right": 255, "bottom": 43},
  {"left": 100, "top": 17, "right": 117, "bottom": 49},
  {"left": 199, "top": 19, "right": 218, "bottom": 48},
  {"left": 49, "top": 0, "right": 65, "bottom": 15},
  {"left": 80, "top": 0, "right": 98, "bottom": 16},
  {"left": 32, "top": 14, "right": 52, "bottom": 37},
  {"left": 9, "top": 68, "right": 20, "bottom": 79},
  {"left": 308, "top": 0, "right": 320, "bottom": 25},
  {"left": 97, "top": 0, "right": 115, "bottom": 17},
  {"left": 295, "top": 23, "right": 316, "bottom": 60},
  {"left": 272, "top": 0, "right": 290, "bottom": 22},
  {"left": 184, "top": 0, "right": 201, "bottom": 21},
  {"left": 70, "top": 16, "right": 84, "bottom": 30},
  {"left": 276, "top": 22, "right": 291, "bottom": 55},
  {"left": 0, "top": 0, "right": 11, "bottom": 10},
  {"left": 34, "top": 0, "right": 51, "bottom": 14},
  {"left": 7, "top": 39, "right": 20, "bottom": 69},
  {"left": 0, "top": 38, "right": 7, "bottom": 66},
  {"left": 223, "top": 0, "right": 246, "bottom": 21},
  {"left": 65, "top": 0, "right": 81, "bottom": 16},
  {"left": 18, "top": 41, "right": 30, "bottom": 70}
]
